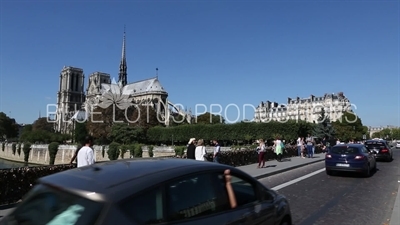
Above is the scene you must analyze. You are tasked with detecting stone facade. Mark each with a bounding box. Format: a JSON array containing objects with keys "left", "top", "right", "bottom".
[
  {"left": 254, "top": 92, "right": 352, "bottom": 123},
  {"left": 54, "top": 30, "right": 193, "bottom": 134},
  {"left": 54, "top": 66, "right": 86, "bottom": 133},
  {"left": 0, "top": 144, "right": 232, "bottom": 166}
]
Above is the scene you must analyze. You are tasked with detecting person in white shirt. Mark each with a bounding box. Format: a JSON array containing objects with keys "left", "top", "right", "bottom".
[
  {"left": 77, "top": 136, "right": 95, "bottom": 168},
  {"left": 195, "top": 139, "right": 207, "bottom": 161}
]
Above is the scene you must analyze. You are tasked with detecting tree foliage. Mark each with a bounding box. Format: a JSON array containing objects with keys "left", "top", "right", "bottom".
[
  {"left": 0, "top": 112, "right": 19, "bottom": 140},
  {"left": 372, "top": 128, "right": 400, "bottom": 140},
  {"left": 312, "top": 108, "right": 335, "bottom": 139},
  {"left": 19, "top": 118, "right": 69, "bottom": 144},
  {"left": 195, "top": 112, "right": 225, "bottom": 124},
  {"left": 109, "top": 123, "right": 145, "bottom": 144},
  {"left": 86, "top": 104, "right": 134, "bottom": 143},
  {"left": 74, "top": 121, "right": 88, "bottom": 144},
  {"left": 147, "top": 120, "right": 315, "bottom": 145},
  {"left": 332, "top": 112, "right": 366, "bottom": 141},
  {"left": 32, "top": 117, "right": 54, "bottom": 132},
  {"left": 87, "top": 104, "right": 162, "bottom": 144}
]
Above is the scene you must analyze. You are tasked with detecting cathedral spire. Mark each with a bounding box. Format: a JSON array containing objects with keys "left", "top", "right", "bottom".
[{"left": 118, "top": 25, "right": 127, "bottom": 86}]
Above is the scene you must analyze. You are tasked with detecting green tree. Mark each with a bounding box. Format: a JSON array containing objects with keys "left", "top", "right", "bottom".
[
  {"left": 195, "top": 112, "right": 225, "bottom": 124},
  {"left": 129, "top": 104, "right": 160, "bottom": 130},
  {"left": 74, "top": 121, "right": 88, "bottom": 144},
  {"left": 313, "top": 108, "right": 335, "bottom": 139},
  {"left": 332, "top": 112, "right": 364, "bottom": 141},
  {"left": 32, "top": 117, "right": 54, "bottom": 132},
  {"left": 109, "top": 123, "right": 145, "bottom": 144},
  {"left": 87, "top": 104, "right": 134, "bottom": 143},
  {"left": 0, "top": 112, "right": 19, "bottom": 139},
  {"left": 19, "top": 125, "right": 33, "bottom": 142},
  {"left": 48, "top": 142, "right": 60, "bottom": 165}
]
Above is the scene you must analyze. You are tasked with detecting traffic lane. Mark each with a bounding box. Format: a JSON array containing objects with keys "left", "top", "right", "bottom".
[
  {"left": 258, "top": 160, "right": 325, "bottom": 189},
  {"left": 274, "top": 149, "right": 400, "bottom": 225}
]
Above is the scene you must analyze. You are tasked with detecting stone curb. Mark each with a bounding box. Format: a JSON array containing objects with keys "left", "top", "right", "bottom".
[
  {"left": 253, "top": 158, "right": 325, "bottom": 180},
  {"left": 389, "top": 182, "right": 400, "bottom": 225}
]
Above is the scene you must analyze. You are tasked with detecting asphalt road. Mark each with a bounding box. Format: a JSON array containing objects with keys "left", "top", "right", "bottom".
[{"left": 259, "top": 149, "right": 400, "bottom": 225}]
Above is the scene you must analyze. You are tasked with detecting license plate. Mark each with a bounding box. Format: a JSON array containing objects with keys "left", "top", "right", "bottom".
[{"left": 336, "top": 163, "right": 350, "bottom": 167}]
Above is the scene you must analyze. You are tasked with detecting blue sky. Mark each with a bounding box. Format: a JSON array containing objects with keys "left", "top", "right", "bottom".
[{"left": 0, "top": 0, "right": 399, "bottom": 127}]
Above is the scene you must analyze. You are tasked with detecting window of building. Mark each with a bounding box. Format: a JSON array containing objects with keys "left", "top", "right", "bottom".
[
  {"left": 119, "top": 187, "right": 165, "bottom": 224},
  {"left": 166, "top": 173, "right": 229, "bottom": 221}
]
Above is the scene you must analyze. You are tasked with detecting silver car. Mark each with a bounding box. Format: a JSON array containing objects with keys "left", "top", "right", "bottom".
[{"left": 0, "top": 158, "right": 292, "bottom": 225}]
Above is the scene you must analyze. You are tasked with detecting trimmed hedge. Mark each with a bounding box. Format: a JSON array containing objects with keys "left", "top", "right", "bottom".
[
  {"left": 147, "top": 121, "right": 314, "bottom": 144},
  {"left": 0, "top": 164, "right": 76, "bottom": 205},
  {"left": 203, "top": 145, "right": 323, "bottom": 167}
]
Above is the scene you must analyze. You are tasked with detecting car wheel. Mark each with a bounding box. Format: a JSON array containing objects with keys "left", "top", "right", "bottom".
[
  {"left": 364, "top": 165, "right": 371, "bottom": 177},
  {"left": 326, "top": 170, "right": 333, "bottom": 176}
]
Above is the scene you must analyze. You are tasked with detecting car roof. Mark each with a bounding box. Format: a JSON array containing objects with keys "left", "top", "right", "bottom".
[
  {"left": 38, "top": 158, "right": 234, "bottom": 195},
  {"left": 334, "top": 143, "right": 364, "bottom": 147},
  {"left": 365, "top": 139, "right": 387, "bottom": 143}
]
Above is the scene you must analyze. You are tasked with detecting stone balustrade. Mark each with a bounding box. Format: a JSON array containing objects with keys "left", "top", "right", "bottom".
[{"left": 0, "top": 143, "right": 233, "bottom": 165}]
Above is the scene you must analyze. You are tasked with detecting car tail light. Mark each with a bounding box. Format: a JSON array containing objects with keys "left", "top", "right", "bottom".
[
  {"left": 326, "top": 154, "right": 332, "bottom": 158},
  {"left": 381, "top": 149, "right": 389, "bottom": 153},
  {"left": 355, "top": 155, "right": 364, "bottom": 160}
]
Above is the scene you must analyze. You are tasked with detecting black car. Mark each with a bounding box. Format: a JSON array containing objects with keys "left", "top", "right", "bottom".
[
  {"left": 364, "top": 139, "right": 393, "bottom": 162},
  {"left": 0, "top": 158, "right": 292, "bottom": 225}
]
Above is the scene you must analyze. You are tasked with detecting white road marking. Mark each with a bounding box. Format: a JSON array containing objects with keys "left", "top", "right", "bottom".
[{"left": 271, "top": 168, "right": 326, "bottom": 191}]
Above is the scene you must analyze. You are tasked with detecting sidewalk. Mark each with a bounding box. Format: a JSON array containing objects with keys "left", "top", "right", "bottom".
[{"left": 237, "top": 153, "right": 325, "bottom": 179}]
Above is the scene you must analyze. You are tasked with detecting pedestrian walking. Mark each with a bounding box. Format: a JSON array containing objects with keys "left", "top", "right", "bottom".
[
  {"left": 296, "top": 137, "right": 303, "bottom": 157},
  {"left": 306, "top": 134, "right": 314, "bottom": 158},
  {"left": 77, "top": 136, "right": 95, "bottom": 168},
  {"left": 186, "top": 138, "right": 196, "bottom": 159},
  {"left": 195, "top": 139, "right": 207, "bottom": 161},
  {"left": 257, "top": 139, "right": 266, "bottom": 168},
  {"left": 212, "top": 139, "right": 221, "bottom": 163},
  {"left": 69, "top": 144, "right": 82, "bottom": 164},
  {"left": 274, "top": 137, "right": 284, "bottom": 162}
]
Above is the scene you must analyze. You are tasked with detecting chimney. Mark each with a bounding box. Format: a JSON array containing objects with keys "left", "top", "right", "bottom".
[
  {"left": 296, "top": 96, "right": 300, "bottom": 101},
  {"left": 287, "top": 97, "right": 292, "bottom": 104},
  {"left": 310, "top": 95, "right": 315, "bottom": 101}
]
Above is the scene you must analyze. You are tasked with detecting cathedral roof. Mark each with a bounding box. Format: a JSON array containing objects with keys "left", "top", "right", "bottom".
[{"left": 100, "top": 77, "right": 167, "bottom": 96}]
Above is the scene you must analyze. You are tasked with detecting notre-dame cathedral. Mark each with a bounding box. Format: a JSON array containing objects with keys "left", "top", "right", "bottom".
[{"left": 54, "top": 30, "right": 191, "bottom": 134}]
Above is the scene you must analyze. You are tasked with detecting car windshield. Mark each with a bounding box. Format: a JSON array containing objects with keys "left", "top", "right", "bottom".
[
  {"left": 2, "top": 184, "right": 104, "bottom": 225},
  {"left": 365, "top": 142, "right": 386, "bottom": 149},
  {"left": 330, "top": 146, "right": 359, "bottom": 155}
]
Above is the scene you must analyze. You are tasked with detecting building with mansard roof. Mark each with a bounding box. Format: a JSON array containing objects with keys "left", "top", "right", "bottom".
[
  {"left": 253, "top": 92, "right": 352, "bottom": 123},
  {"left": 54, "top": 30, "right": 191, "bottom": 134}
]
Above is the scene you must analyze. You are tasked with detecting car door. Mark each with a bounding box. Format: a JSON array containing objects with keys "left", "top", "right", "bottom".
[
  {"left": 362, "top": 146, "right": 375, "bottom": 167},
  {"left": 224, "top": 172, "right": 276, "bottom": 225},
  {"left": 163, "top": 171, "right": 232, "bottom": 225}
]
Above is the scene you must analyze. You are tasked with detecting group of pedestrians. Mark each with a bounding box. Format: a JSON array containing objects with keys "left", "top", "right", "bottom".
[
  {"left": 296, "top": 134, "right": 316, "bottom": 158},
  {"left": 256, "top": 137, "right": 285, "bottom": 168},
  {"left": 186, "top": 138, "right": 221, "bottom": 163}
]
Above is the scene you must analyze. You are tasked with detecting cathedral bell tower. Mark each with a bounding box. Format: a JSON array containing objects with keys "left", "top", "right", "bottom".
[{"left": 118, "top": 26, "right": 128, "bottom": 86}]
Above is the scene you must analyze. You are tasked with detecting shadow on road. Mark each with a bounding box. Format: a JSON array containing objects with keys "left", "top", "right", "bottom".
[
  {"left": 263, "top": 165, "right": 277, "bottom": 168},
  {"left": 332, "top": 168, "right": 379, "bottom": 178},
  {"left": 280, "top": 158, "right": 292, "bottom": 162}
]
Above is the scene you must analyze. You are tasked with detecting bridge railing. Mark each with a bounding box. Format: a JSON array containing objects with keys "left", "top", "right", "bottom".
[{"left": 0, "top": 164, "right": 76, "bottom": 206}]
